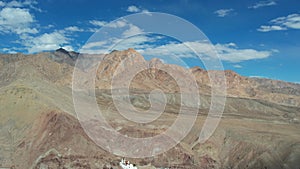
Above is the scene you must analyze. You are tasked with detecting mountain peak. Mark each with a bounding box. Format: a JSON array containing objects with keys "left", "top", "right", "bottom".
[
  {"left": 127, "top": 48, "right": 138, "bottom": 52},
  {"left": 224, "top": 70, "right": 240, "bottom": 77},
  {"left": 48, "top": 48, "right": 79, "bottom": 66},
  {"left": 103, "top": 48, "right": 145, "bottom": 64},
  {"left": 190, "top": 66, "right": 205, "bottom": 73},
  {"left": 149, "top": 58, "right": 163, "bottom": 68},
  {"left": 55, "top": 48, "right": 69, "bottom": 54}
]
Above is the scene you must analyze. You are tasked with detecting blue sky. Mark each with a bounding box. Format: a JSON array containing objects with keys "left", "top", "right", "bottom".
[{"left": 0, "top": 0, "right": 299, "bottom": 83}]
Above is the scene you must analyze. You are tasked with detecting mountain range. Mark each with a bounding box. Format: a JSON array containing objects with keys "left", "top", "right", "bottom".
[{"left": 0, "top": 48, "right": 299, "bottom": 168}]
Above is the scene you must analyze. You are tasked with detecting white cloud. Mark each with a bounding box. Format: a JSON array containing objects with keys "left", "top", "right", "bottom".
[
  {"left": 215, "top": 43, "right": 272, "bottom": 62},
  {"left": 0, "top": 1, "right": 5, "bottom": 6},
  {"left": 1, "top": 0, "right": 41, "bottom": 11},
  {"left": 258, "top": 13, "right": 300, "bottom": 32},
  {"left": 6, "top": 0, "right": 24, "bottom": 7},
  {"left": 249, "top": 75, "right": 268, "bottom": 79},
  {"left": 89, "top": 20, "right": 127, "bottom": 31},
  {"left": 271, "top": 14, "right": 300, "bottom": 29},
  {"left": 141, "top": 41, "right": 272, "bottom": 63},
  {"left": 249, "top": 0, "right": 277, "bottom": 9},
  {"left": 88, "top": 20, "right": 128, "bottom": 32},
  {"left": 1, "top": 47, "right": 18, "bottom": 54},
  {"left": 64, "top": 26, "right": 84, "bottom": 32},
  {"left": 22, "top": 0, "right": 38, "bottom": 6},
  {"left": 44, "top": 24, "right": 54, "bottom": 29},
  {"left": 81, "top": 41, "right": 109, "bottom": 50},
  {"left": 257, "top": 25, "right": 287, "bottom": 32},
  {"left": 23, "top": 31, "right": 71, "bottom": 53},
  {"left": 271, "top": 49, "right": 279, "bottom": 53},
  {"left": 0, "top": 1, "right": 72, "bottom": 53},
  {"left": 107, "top": 20, "right": 127, "bottom": 28},
  {"left": 81, "top": 35, "right": 151, "bottom": 54},
  {"left": 140, "top": 42, "right": 205, "bottom": 59},
  {"left": 81, "top": 21, "right": 149, "bottom": 54},
  {"left": 233, "top": 65, "right": 242, "bottom": 68},
  {"left": 225, "top": 42, "right": 237, "bottom": 47},
  {"left": 126, "top": 5, "right": 151, "bottom": 15},
  {"left": 0, "top": 7, "right": 38, "bottom": 34},
  {"left": 112, "top": 35, "right": 152, "bottom": 51},
  {"left": 61, "top": 45, "right": 74, "bottom": 51},
  {"left": 18, "top": 24, "right": 80, "bottom": 53},
  {"left": 127, "top": 5, "right": 141, "bottom": 13},
  {"left": 89, "top": 20, "right": 108, "bottom": 27},
  {"left": 214, "top": 9, "right": 233, "bottom": 17},
  {"left": 88, "top": 19, "right": 146, "bottom": 35},
  {"left": 141, "top": 9, "right": 150, "bottom": 14},
  {"left": 122, "top": 24, "right": 144, "bottom": 37}
]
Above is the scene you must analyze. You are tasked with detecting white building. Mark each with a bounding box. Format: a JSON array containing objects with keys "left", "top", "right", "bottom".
[{"left": 119, "top": 158, "right": 138, "bottom": 169}]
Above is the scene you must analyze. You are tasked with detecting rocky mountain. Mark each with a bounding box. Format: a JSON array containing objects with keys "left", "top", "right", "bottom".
[{"left": 0, "top": 48, "right": 299, "bottom": 168}]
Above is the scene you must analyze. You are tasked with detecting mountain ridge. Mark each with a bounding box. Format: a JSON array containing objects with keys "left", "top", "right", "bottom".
[
  {"left": 1, "top": 48, "right": 298, "bottom": 84},
  {"left": 1, "top": 48, "right": 300, "bottom": 108}
]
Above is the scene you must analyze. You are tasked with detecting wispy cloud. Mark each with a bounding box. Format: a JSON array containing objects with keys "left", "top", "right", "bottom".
[
  {"left": 1, "top": 47, "right": 20, "bottom": 54},
  {"left": 64, "top": 26, "right": 84, "bottom": 32},
  {"left": 126, "top": 5, "right": 150, "bottom": 14},
  {"left": 249, "top": 75, "right": 269, "bottom": 79},
  {"left": 3, "top": 0, "right": 36, "bottom": 7},
  {"left": 233, "top": 65, "right": 242, "bottom": 68},
  {"left": 89, "top": 20, "right": 108, "bottom": 27},
  {"left": 122, "top": 24, "right": 144, "bottom": 37},
  {"left": 127, "top": 5, "right": 140, "bottom": 13},
  {"left": 0, "top": 0, "right": 42, "bottom": 12},
  {"left": 257, "top": 25, "right": 286, "bottom": 32},
  {"left": 142, "top": 42, "right": 272, "bottom": 63},
  {"left": 88, "top": 19, "right": 129, "bottom": 32},
  {"left": 249, "top": 0, "right": 277, "bottom": 9},
  {"left": 215, "top": 43, "right": 272, "bottom": 62},
  {"left": 258, "top": 13, "right": 300, "bottom": 32},
  {"left": 214, "top": 9, "right": 234, "bottom": 17},
  {"left": 89, "top": 20, "right": 127, "bottom": 28},
  {"left": 140, "top": 41, "right": 273, "bottom": 64},
  {"left": 271, "top": 14, "right": 300, "bottom": 29}
]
